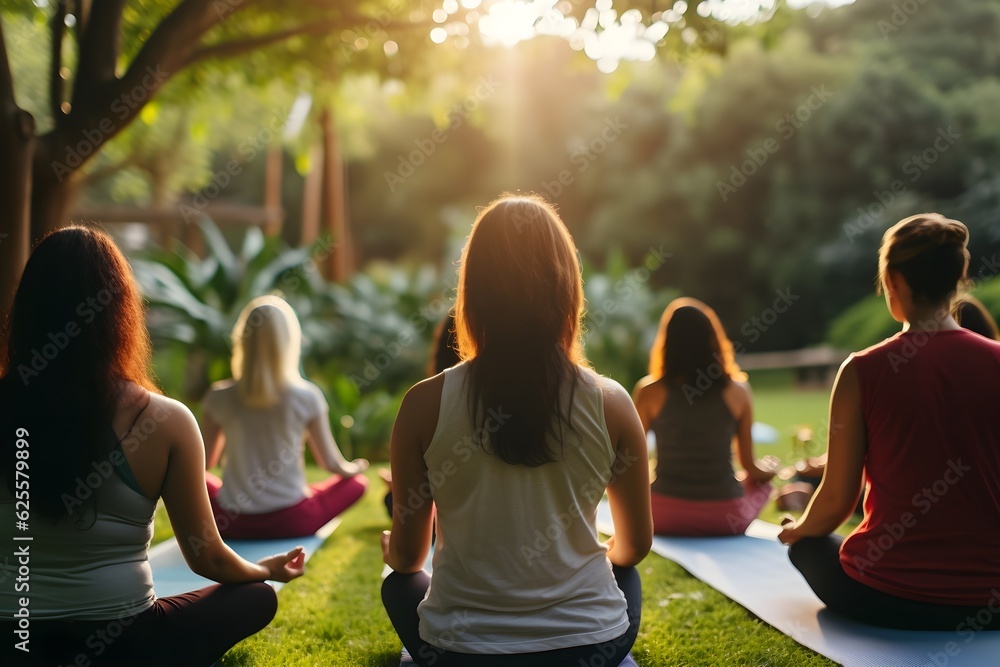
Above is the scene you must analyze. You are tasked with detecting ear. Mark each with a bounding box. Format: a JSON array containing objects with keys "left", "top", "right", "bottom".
[{"left": 884, "top": 269, "right": 899, "bottom": 294}]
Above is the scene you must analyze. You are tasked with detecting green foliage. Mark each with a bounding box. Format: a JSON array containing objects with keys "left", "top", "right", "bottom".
[
  {"left": 827, "top": 276, "right": 1000, "bottom": 352},
  {"left": 974, "top": 275, "right": 1000, "bottom": 315},
  {"left": 135, "top": 222, "right": 449, "bottom": 457},
  {"left": 339, "top": 0, "right": 1000, "bottom": 352},
  {"left": 825, "top": 294, "right": 898, "bottom": 352},
  {"left": 582, "top": 247, "right": 677, "bottom": 388}
]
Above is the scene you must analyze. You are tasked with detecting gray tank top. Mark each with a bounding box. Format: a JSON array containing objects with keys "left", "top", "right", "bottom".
[
  {"left": 0, "top": 427, "right": 156, "bottom": 621},
  {"left": 650, "top": 383, "right": 742, "bottom": 501}
]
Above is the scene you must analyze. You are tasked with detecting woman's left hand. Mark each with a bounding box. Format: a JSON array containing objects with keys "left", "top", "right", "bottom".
[
  {"left": 777, "top": 515, "right": 800, "bottom": 546},
  {"left": 257, "top": 546, "right": 306, "bottom": 582}
]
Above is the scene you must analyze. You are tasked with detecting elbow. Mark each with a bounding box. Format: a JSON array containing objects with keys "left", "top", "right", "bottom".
[
  {"left": 389, "top": 547, "right": 426, "bottom": 573},
  {"left": 610, "top": 537, "right": 652, "bottom": 569},
  {"left": 191, "top": 558, "right": 224, "bottom": 583},
  {"left": 188, "top": 548, "right": 235, "bottom": 584},
  {"left": 388, "top": 538, "right": 428, "bottom": 573}
]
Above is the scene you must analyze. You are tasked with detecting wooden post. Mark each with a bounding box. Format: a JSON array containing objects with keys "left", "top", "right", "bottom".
[
  {"left": 263, "top": 146, "right": 283, "bottom": 237},
  {"left": 300, "top": 145, "right": 322, "bottom": 246},
  {"left": 319, "top": 107, "right": 351, "bottom": 282}
]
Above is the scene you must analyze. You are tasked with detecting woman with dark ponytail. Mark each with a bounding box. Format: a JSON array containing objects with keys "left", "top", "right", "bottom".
[
  {"left": 381, "top": 195, "right": 652, "bottom": 666},
  {"left": 778, "top": 214, "right": 1000, "bottom": 630}
]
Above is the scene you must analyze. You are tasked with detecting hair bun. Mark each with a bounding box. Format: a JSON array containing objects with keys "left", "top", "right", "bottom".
[
  {"left": 878, "top": 212, "right": 972, "bottom": 304},
  {"left": 923, "top": 217, "right": 969, "bottom": 248}
]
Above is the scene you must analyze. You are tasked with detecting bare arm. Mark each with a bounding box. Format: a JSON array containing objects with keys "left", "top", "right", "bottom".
[
  {"left": 732, "top": 383, "right": 775, "bottom": 484},
  {"left": 382, "top": 376, "right": 440, "bottom": 573},
  {"left": 631, "top": 375, "right": 658, "bottom": 434},
  {"left": 605, "top": 381, "right": 653, "bottom": 567},
  {"left": 158, "top": 398, "right": 304, "bottom": 583},
  {"left": 201, "top": 414, "right": 225, "bottom": 471},
  {"left": 779, "top": 359, "right": 866, "bottom": 545},
  {"left": 306, "top": 412, "right": 368, "bottom": 477}
]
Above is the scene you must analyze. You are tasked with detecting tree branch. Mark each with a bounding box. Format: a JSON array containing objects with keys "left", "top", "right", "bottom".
[
  {"left": 70, "top": 0, "right": 126, "bottom": 110},
  {"left": 185, "top": 19, "right": 346, "bottom": 66},
  {"left": 50, "top": 1, "right": 67, "bottom": 121},
  {"left": 186, "top": 15, "right": 434, "bottom": 67},
  {"left": 71, "top": 0, "right": 91, "bottom": 43},
  {"left": 45, "top": 0, "right": 250, "bottom": 172}
]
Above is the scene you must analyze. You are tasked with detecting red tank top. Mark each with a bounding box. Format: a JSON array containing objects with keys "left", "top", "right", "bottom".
[{"left": 839, "top": 329, "right": 1000, "bottom": 605}]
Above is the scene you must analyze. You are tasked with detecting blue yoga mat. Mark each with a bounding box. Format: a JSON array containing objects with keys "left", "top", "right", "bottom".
[
  {"left": 148, "top": 518, "right": 340, "bottom": 598},
  {"left": 597, "top": 501, "right": 1000, "bottom": 667}
]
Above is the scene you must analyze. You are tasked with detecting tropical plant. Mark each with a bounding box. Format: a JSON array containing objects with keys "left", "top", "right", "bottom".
[
  {"left": 134, "top": 221, "right": 449, "bottom": 457},
  {"left": 582, "top": 247, "right": 678, "bottom": 388}
]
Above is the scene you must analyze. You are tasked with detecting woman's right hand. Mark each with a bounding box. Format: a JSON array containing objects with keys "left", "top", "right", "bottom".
[{"left": 257, "top": 546, "right": 306, "bottom": 583}]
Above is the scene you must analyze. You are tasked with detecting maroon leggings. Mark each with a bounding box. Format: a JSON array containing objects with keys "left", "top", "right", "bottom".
[
  {"left": 2, "top": 582, "right": 276, "bottom": 667},
  {"left": 207, "top": 472, "right": 367, "bottom": 539},
  {"left": 651, "top": 478, "right": 773, "bottom": 536}
]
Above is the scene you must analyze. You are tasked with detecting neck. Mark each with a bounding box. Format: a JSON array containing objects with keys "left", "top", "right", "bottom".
[{"left": 902, "top": 303, "right": 960, "bottom": 333}]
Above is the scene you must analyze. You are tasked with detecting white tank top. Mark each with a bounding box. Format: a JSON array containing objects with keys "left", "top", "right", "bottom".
[{"left": 417, "top": 362, "right": 629, "bottom": 654}]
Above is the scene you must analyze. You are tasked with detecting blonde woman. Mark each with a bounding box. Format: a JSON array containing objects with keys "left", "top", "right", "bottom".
[{"left": 203, "top": 295, "right": 369, "bottom": 539}]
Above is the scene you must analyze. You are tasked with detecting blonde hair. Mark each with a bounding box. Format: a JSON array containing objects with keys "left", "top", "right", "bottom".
[
  {"left": 231, "top": 295, "right": 303, "bottom": 407},
  {"left": 878, "top": 213, "right": 970, "bottom": 304}
]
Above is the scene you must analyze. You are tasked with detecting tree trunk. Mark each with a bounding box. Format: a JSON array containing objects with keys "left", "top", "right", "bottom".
[
  {"left": 30, "top": 159, "right": 80, "bottom": 242},
  {"left": 0, "top": 104, "right": 34, "bottom": 324}
]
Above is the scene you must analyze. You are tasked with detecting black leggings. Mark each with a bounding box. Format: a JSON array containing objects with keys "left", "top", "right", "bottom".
[
  {"left": 382, "top": 566, "right": 641, "bottom": 667},
  {"left": 2, "top": 582, "right": 277, "bottom": 667},
  {"left": 789, "top": 535, "right": 1000, "bottom": 631}
]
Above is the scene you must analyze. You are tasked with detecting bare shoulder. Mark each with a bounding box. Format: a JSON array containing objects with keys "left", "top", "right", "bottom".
[
  {"left": 632, "top": 374, "right": 659, "bottom": 396},
  {"left": 632, "top": 374, "right": 666, "bottom": 407},
  {"left": 397, "top": 371, "right": 446, "bottom": 445},
  {"left": 728, "top": 379, "right": 752, "bottom": 400},
  {"left": 138, "top": 393, "right": 202, "bottom": 448},
  {"left": 596, "top": 375, "right": 639, "bottom": 424},
  {"left": 402, "top": 372, "right": 445, "bottom": 412},
  {"left": 833, "top": 356, "right": 860, "bottom": 396}
]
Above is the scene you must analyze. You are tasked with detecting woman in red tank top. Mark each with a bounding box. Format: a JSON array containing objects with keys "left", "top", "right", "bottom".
[{"left": 778, "top": 213, "right": 1000, "bottom": 630}]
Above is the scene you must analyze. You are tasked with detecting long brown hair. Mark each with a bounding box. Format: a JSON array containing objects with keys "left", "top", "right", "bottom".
[
  {"left": 455, "top": 194, "right": 586, "bottom": 466},
  {"left": 0, "top": 227, "right": 158, "bottom": 521},
  {"left": 648, "top": 297, "right": 744, "bottom": 390}
]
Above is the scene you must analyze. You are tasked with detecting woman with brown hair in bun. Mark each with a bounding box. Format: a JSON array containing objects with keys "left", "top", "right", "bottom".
[{"left": 778, "top": 214, "right": 1000, "bottom": 630}]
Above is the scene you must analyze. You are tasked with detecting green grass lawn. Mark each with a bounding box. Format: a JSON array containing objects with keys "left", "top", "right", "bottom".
[{"left": 153, "top": 380, "right": 842, "bottom": 665}]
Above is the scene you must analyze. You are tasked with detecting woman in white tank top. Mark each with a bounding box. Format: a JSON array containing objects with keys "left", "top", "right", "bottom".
[{"left": 380, "top": 195, "right": 652, "bottom": 666}]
